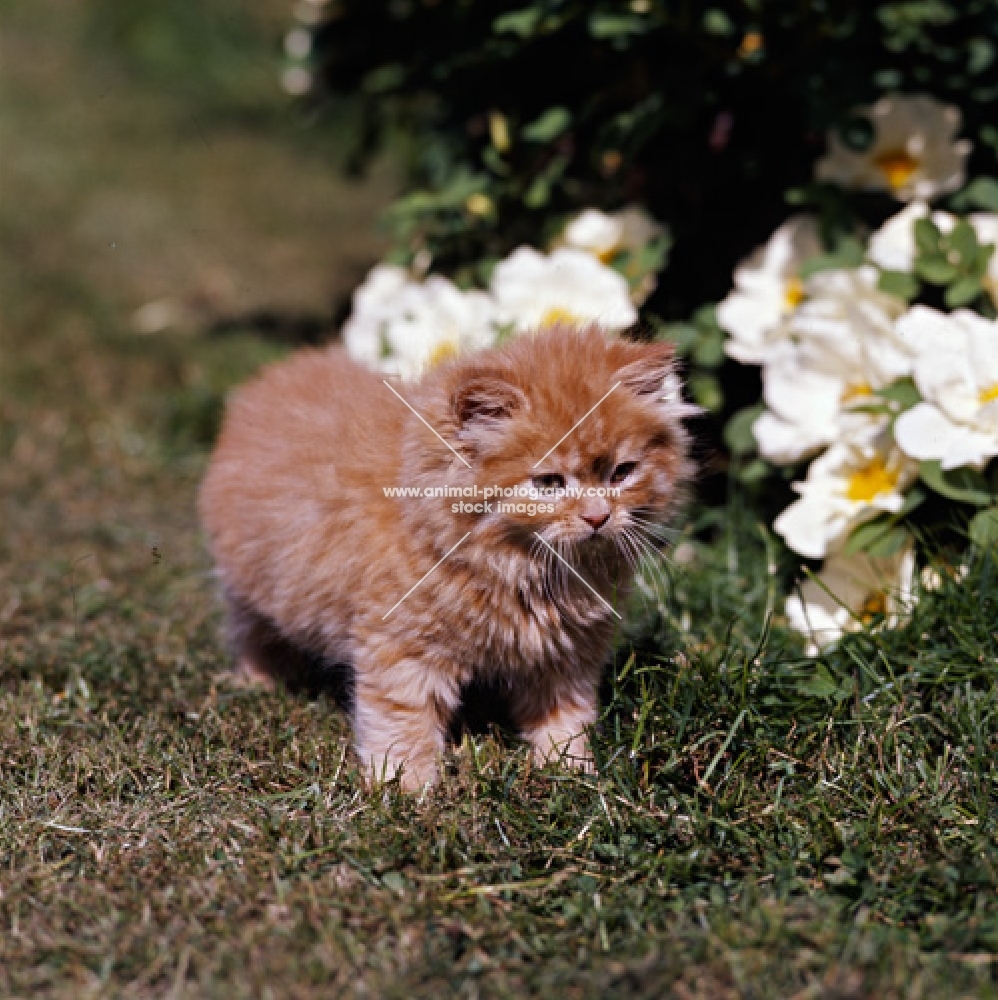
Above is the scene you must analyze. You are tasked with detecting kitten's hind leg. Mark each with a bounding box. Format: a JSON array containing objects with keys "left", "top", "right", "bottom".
[
  {"left": 220, "top": 591, "right": 349, "bottom": 702},
  {"left": 221, "top": 594, "right": 279, "bottom": 689},
  {"left": 231, "top": 654, "right": 277, "bottom": 690}
]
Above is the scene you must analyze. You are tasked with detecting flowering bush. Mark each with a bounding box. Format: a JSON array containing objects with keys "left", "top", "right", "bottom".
[
  {"left": 718, "top": 94, "right": 998, "bottom": 651},
  {"left": 287, "top": 2, "right": 998, "bottom": 655},
  {"left": 340, "top": 206, "right": 661, "bottom": 381}
]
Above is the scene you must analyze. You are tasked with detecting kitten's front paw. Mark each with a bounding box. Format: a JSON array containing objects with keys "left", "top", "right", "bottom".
[
  {"left": 351, "top": 658, "right": 458, "bottom": 795},
  {"left": 363, "top": 749, "right": 438, "bottom": 793},
  {"left": 529, "top": 730, "right": 595, "bottom": 773},
  {"left": 516, "top": 686, "right": 598, "bottom": 775}
]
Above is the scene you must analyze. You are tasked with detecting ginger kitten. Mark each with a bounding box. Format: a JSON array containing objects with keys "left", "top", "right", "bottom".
[{"left": 199, "top": 323, "right": 692, "bottom": 789}]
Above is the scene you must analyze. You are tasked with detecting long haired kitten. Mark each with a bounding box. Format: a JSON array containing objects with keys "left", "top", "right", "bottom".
[{"left": 199, "top": 323, "right": 692, "bottom": 789}]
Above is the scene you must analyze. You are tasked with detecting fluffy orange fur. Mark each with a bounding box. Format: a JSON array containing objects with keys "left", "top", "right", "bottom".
[{"left": 199, "top": 323, "right": 692, "bottom": 789}]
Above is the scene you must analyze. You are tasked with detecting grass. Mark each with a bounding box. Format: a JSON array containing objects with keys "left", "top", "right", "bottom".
[{"left": 2, "top": 2, "right": 997, "bottom": 997}]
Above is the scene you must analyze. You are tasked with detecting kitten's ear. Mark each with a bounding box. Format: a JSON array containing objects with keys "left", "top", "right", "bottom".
[
  {"left": 453, "top": 374, "right": 527, "bottom": 427},
  {"left": 617, "top": 341, "right": 676, "bottom": 397}
]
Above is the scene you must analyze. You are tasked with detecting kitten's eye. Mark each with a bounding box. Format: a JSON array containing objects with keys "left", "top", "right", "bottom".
[
  {"left": 532, "top": 473, "right": 565, "bottom": 492},
  {"left": 610, "top": 461, "right": 638, "bottom": 485}
]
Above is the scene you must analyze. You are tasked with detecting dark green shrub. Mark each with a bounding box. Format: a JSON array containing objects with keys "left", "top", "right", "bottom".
[{"left": 294, "top": 0, "right": 998, "bottom": 317}]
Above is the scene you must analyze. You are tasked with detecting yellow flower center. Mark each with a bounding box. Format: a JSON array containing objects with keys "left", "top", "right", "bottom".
[
  {"left": 738, "top": 31, "right": 764, "bottom": 57},
  {"left": 841, "top": 381, "right": 873, "bottom": 404},
  {"left": 845, "top": 456, "right": 899, "bottom": 503},
  {"left": 426, "top": 339, "right": 459, "bottom": 367},
  {"left": 873, "top": 148, "right": 919, "bottom": 191},
  {"left": 465, "top": 193, "right": 493, "bottom": 217},
  {"left": 783, "top": 276, "right": 805, "bottom": 311},
  {"left": 597, "top": 247, "right": 620, "bottom": 264},
  {"left": 979, "top": 382, "right": 998, "bottom": 405},
  {"left": 540, "top": 307, "right": 580, "bottom": 328},
  {"left": 489, "top": 111, "right": 510, "bottom": 153},
  {"left": 860, "top": 591, "right": 887, "bottom": 623}
]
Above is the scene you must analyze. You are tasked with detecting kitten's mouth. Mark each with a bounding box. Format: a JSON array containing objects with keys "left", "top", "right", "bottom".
[{"left": 552, "top": 529, "right": 621, "bottom": 553}]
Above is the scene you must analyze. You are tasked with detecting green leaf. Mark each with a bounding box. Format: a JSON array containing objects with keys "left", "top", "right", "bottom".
[
  {"left": 588, "top": 13, "right": 648, "bottom": 40},
  {"left": 915, "top": 252, "right": 958, "bottom": 285},
  {"left": 522, "top": 107, "right": 571, "bottom": 143},
  {"left": 968, "top": 37, "right": 995, "bottom": 75},
  {"left": 481, "top": 145, "right": 510, "bottom": 177},
  {"left": 656, "top": 321, "right": 699, "bottom": 356},
  {"left": 387, "top": 171, "right": 488, "bottom": 218},
  {"left": 633, "top": 235, "right": 671, "bottom": 276},
  {"left": 689, "top": 372, "right": 723, "bottom": 413},
  {"left": 950, "top": 176, "right": 998, "bottom": 212},
  {"left": 913, "top": 217, "right": 942, "bottom": 253},
  {"left": 843, "top": 517, "right": 889, "bottom": 556},
  {"left": 493, "top": 9, "right": 542, "bottom": 36},
  {"left": 692, "top": 303, "right": 721, "bottom": 332},
  {"left": 798, "top": 664, "right": 839, "bottom": 699},
  {"left": 737, "top": 458, "right": 772, "bottom": 486},
  {"left": 876, "top": 377, "right": 921, "bottom": 411},
  {"left": 846, "top": 401, "right": 893, "bottom": 418},
  {"left": 971, "top": 241, "right": 995, "bottom": 279},
  {"left": 724, "top": 405, "right": 764, "bottom": 457},
  {"left": 702, "top": 9, "right": 735, "bottom": 36},
  {"left": 877, "top": 269, "right": 920, "bottom": 302},
  {"left": 946, "top": 219, "right": 980, "bottom": 266},
  {"left": 898, "top": 486, "right": 926, "bottom": 516},
  {"left": 798, "top": 236, "right": 864, "bottom": 277},
  {"left": 692, "top": 328, "right": 725, "bottom": 368},
  {"left": 919, "top": 460, "right": 993, "bottom": 506},
  {"left": 945, "top": 276, "right": 984, "bottom": 309},
  {"left": 843, "top": 518, "right": 908, "bottom": 558},
  {"left": 969, "top": 506, "right": 998, "bottom": 548},
  {"left": 866, "top": 525, "right": 911, "bottom": 558},
  {"left": 362, "top": 63, "right": 404, "bottom": 94},
  {"left": 522, "top": 154, "right": 567, "bottom": 207},
  {"left": 524, "top": 173, "right": 551, "bottom": 208}
]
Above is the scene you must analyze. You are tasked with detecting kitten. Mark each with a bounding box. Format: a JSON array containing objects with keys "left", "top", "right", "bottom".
[{"left": 199, "top": 323, "right": 692, "bottom": 789}]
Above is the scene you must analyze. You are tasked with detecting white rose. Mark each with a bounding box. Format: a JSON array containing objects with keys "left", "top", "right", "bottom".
[
  {"left": 816, "top": 94, "right": 971, "bottom": 202},
  {"left": 786, "top": 546, "right": 916, "bottom": 655},
  {"left": 894, "top": 306, "right": 998, "bottom": 470},
  {"left": 718, "top": 216, "right": 822, "bottom": 366},
  {"left": 490, "top": 247, "right": 638, "bottom": 333},
  {"left": 773, "top": 428, "right": 917, "bottom": 560}
]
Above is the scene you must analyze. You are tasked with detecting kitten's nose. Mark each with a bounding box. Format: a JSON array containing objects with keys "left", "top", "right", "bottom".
[
  {"left": 580, "top": 497, "right": 611, "bottom": 532},
  {"left": 581, "top": 511, "right": 610, "bottom": 532}
]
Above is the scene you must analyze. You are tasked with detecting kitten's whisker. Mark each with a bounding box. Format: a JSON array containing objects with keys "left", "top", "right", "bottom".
[
  {"left": 623, "top": 529, "right": 664, "bottom": 606},
  {"left": 616, "top": 529, "right": 641, "bottom": 574},
  {"left": 552, "top": 537, "right": 568, "bottom": 601},
  {"left": 629, "top": 515, "right": 678, "bottom": 543},
  {"left": 629, "top": 519, "right": 678, "bottom": 552},
  {"left": 625, "top": 528, "right": 672, "bottom": 607},
  {"left": 543, "top": 542, "right": 561, "bottom": 602},
  {"left": 628, "top": 522, "right": 669, "bottom": 560},
  {"left": 620, "top": 527, "right": 664, "bottom": 607},
  {"left": 533, "top": 532, "right": 622, "bottom": 621},
  {"left": 623, "top": 530, "right": 659, "bottom": 594},
  {"left": 529, "top": 531, "right": 565, "bottom": 605}
]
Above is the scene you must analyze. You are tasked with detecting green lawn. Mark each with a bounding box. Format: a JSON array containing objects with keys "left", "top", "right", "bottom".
[{"left": 2, "top": 3, "right": 996, "bottom": 997}]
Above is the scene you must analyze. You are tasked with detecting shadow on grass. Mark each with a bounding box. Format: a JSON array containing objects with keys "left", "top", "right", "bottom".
[{"left": 207, "top": 309, "right": 340, "bottom": 347}]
